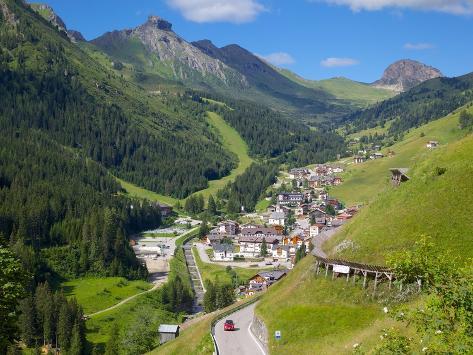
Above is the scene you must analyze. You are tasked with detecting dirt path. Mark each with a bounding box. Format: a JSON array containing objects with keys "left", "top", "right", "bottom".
[{"left": 86, "top": 282, "right": 162, "bottom": 318}]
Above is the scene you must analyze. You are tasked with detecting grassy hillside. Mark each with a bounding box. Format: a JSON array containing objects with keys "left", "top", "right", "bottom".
[
  {"left": 257, "top": 110, "right": 473, "bottom": 353},
  {"left": 256, "top": 257, "right": 410, "bottom": 354},
  {"left": 326, "top": 131, "right": 473, "bottom": 264},
  {"left": 331, "top": 108, "right": 466, "bottom": 205},
  {"left": 61, "top": 277, "right": 151, "bottom": 315},
  {"left": 277, "top": 68, "right": 394, "bottom": 107},
  {"left": 187, "top": 112, "right": 254, "bottom": 201}
]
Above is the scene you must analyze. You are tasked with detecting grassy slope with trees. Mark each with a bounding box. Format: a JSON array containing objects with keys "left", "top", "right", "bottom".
[
  {"left": 277, "top": 67, "right": 395, "bottom": 107},
  {"left": 256, "top": 108, "right": 473, "bottom": 353},
  {"left": 331, "top": 107, "right": 467, "bottom": 205}
]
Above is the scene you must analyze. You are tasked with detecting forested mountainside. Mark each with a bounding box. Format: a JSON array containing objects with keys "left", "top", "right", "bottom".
[
  {"left": 198, "top": 94, "right": 346, "bottom": 164},
  {"left": 0, "top": 0, "right": 238, "bottom": 199},
  {"left": 344, "top": 72, "right": 473, "bottom": 138}
]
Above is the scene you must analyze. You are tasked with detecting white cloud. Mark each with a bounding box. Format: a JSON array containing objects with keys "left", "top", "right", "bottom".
[
  {"left": 404, "top": 42, "right": 435, "bottom": 50},
  {"left": 167, "top": 0, "right": 265, "bottom": 23},
  {"left": 321, "top": 57, "right": 359, "bottom": 67},
  {"left": 317, "top": 0, "right": 473, "bottom": 15},
  {"left": 258, "top": 52, "right": 295, "bottom": 66}
]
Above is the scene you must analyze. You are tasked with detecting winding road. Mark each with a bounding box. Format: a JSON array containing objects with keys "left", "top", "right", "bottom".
[{"left": 214, "top": 302, "right": 267, "bottom": 355}]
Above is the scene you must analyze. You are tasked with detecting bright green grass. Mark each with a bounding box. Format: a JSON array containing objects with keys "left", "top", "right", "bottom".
[
  {"left": 255, "top": 198, "right": 272, "bottom": 213},
  {"left": 326, "top": 132, "right": 473, "bottom": 265},
  {"left": 61, "top": 277, "right": 151, "bottom": 315},
  {"left": 345, "top": 120, "right": 393, "bottom": 140},
  {"left": 192, "top": 247, "right": 262, "bottom": 285},
  {"left": 117, "top": 177, "right": 178, "bottom": 206},
  {"left": 277, "top": 68, "right": 394, "bottom": 107},
  {"left": 186, "top": 112, "right": 254, "bottom": 202},
  {"left": 331, "top": 110, "right": 465, "bottom": 206},
  {"left": 256, "top": 256, "right": 413, "bottom": 355},
  {"left": 85, "top": 289, "right": 180, "bottom": 348}
]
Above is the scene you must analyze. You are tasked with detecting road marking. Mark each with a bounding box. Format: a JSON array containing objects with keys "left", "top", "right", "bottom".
[{"left": 248, "top": 319, "right": 267, "bottom": 355}]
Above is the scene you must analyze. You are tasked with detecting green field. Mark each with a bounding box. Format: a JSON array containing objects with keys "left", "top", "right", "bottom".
[
  {"left": 256, "top": 256, "right": 411, "bottom": 354},
  {"left": 331, "top": 110, "right": 466, "bottom": 206},
  {"left": 255, "top": 198, "right": 272, "bottom": 213},
  {"left": 186, "top": 112, "right": 254, "bottom": 202},
  {"left": 277, "top": 68, "right": 395, "bottom": 107},
  {"left": 85, "top": 289, "right": 179, "bottom": 348},
  {"left": 192, "top": 246, "right": 263, "bottom": 285},
  {"left": 61, "top": 277, "right": 152, "bottom": 315},
  {"left": 326, "top": 130, "right": 473, "bottom": 265},
  {"left": 117, "top": 177, "right": 178, "bottom": 206}
]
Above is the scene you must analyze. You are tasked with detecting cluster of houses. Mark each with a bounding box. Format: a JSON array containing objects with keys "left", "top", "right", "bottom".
[
  {"left": 206, "top": 221, "right": 307, "bottom": 261},
  {"left": 288, "top": 165, "right": 344, "bottom": 189}
]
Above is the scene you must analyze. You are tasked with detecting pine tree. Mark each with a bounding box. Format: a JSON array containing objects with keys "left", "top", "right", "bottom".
[
  {"left": 57, "top": 301, "right": 72, "bottom": 351},
  {"left": 260, "top": 238, "right": 268, "bottom": 257},
  {"left": 208, "top": 195, "right": 217, "bottom": 215},
  {"left": 104, "top": 324, "right": 120, "bottom": 355},
  {"left": 18, "top": 296, "right": 36, "bottom": 347},
  {"left": 69, "top": 322, "right": 83, "bottom": 355}
]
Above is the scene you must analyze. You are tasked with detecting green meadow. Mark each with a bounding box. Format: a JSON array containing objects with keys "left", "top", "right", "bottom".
[{"left": 61, "top": 277, "right": 152, "bottom": 315}]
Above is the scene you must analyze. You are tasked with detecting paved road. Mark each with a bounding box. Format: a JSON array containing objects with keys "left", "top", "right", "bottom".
[{"left": 214, "top": 303, "right": 266, "bottom": 355}]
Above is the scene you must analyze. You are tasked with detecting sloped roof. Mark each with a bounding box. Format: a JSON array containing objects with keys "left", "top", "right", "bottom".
[{"left": 158, "top": 324, "right": 179, "bottom": 333}]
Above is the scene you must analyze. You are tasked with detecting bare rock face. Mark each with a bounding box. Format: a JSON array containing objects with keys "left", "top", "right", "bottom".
[
  {"left": 30, "top": 3, "right": 85, "bottom": 42},
  {"left": 373, "top": 59, "right": 443, "bottom": 92},
  {"left": 95, "top": 15, "right": 247, "bottom": 86}
]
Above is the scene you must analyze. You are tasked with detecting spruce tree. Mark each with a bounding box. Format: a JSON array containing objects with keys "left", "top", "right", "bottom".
[
  {"left": 104, "top": 324, "right": 120, "bottom": 355},
  {"left": 69, "top": 322, "right": 83, "bottom": 355},
  {"left": 208, "top": 195, "right": 217, "bottom": 215},
  {"left": 18, "top": 296, "right": 36, "bottom": 347}
]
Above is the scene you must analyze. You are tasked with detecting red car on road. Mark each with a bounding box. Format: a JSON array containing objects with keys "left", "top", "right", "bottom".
[{"left": 224, "top": 319, "right": 235, "bottom": 331}]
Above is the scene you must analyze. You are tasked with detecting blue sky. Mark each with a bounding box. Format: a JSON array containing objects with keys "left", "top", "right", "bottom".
[{"left": 36, "top": 0, "right": 473, "bottom": 82}]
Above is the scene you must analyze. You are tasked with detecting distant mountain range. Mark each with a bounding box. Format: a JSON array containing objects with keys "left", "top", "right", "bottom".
[{"left": 31, "top": 5, "right": 449, "bottom": 122}]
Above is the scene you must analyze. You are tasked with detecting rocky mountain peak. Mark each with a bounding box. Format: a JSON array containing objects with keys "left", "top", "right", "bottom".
[
  {"left": 373, "top": 59, "right": 443, "bottom": 92},
  {"left": 146, "top": 15, "right": 173, "bottom": 31}
]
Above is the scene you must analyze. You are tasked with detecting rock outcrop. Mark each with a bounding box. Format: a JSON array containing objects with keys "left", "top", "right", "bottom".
[{"left": 373, "top": 59, "right": 443, "bottom": 92}]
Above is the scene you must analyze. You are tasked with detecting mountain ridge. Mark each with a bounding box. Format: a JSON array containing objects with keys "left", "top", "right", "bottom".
[{"left": 372, "top": 59, "right": 443, "bottom": 92}]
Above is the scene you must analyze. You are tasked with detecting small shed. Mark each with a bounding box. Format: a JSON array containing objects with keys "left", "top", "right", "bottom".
[
  {"left": 390, "top": 168, "right": 410, "bottom": 186},
  {"left": 158, "top": 324, "right": 180, "bottom": 344}
]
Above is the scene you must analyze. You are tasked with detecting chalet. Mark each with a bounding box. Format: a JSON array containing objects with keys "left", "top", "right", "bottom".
[
  {"left": 318, "top": 191, "right": 328, "bottom": 201},
  {"left": 238, "top": 235, "right": 280, "bottom": 257},
  {"left": 295, "top": 204, "right": 309, "bottom": 217},
  {"left": 308, "top": 175, "right": 323, "bottom": 188},
  {"left": 272, "top": 245, "right": 290, "bottom": 259},
  {"left": 332, "top": 176, "right": 343, "bottom": 186},
  {"left": 240, "top": 223, "right": 263, "bottom": 230},
  {"left": 158, "top": 325, "right": 180, "bottom": 345},
  {"left": 249, "top": 270, "right": 288, "bottom": 287},
  {"left": 282, "top": 235, "right": 304, "bottom": 247},
  {"left": 273, "top": 225, "right": 285, "bottom": 235},
  {"left": 266, "top": 205, "right": 277, "bottom": 213},
  {"left": 370, "top": 152, "right": 384, "bottom": 160},
  {"left": 309, "top": 224, "right": 324, "bottom": 237},
  {"left": 216, "top": 220, "right": 238, "bottom": 235},
  {"left": 390, "top": 168, "right": 410, "bottom": 186},
  {"left": 240, "top": 227, "right": 279, "bottom": 238},
  {"left": 311, "top": 208, "right": 327, "bottom": 225},
  {"left": 289, "top": 168, "right": 310, "bottom": 179},
  {"left": 212, "top": 243, "right": 235, "bottom": 261},
  {"left": 353, "top": 155, "right": 366, "bottom": 164},
  {"left": 206, "top": 234, "right": 228, "bottom": 245},
  {"left": 426, "top": 141, "right": 439, "bottom": 149},
  {"left": 278, "top": 193, "right": 304, "bottom": 206},
  {"left": 269, "top": 211, "right": 285, "bottom": 226},
  {"left": 332, "top": 166, "right": 344, "bottom": 174}
]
